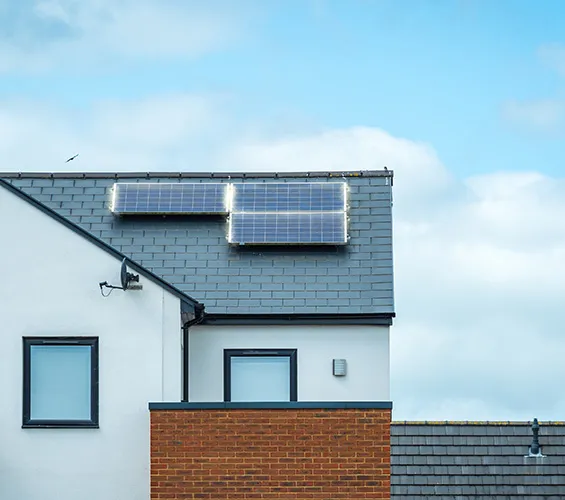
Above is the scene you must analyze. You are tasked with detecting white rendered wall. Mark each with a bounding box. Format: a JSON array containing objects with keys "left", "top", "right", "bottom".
[
  {"left": 188, "top": 325, "right": 390, "bottom": 402},
  {"left": 0, "top": 187, "right": 181, "bottom": 500}
]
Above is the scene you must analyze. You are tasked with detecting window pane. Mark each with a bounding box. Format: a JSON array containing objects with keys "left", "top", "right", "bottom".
[
  {"left": 231, "top": 356, "right": 290, "bottom": 402},
  {"left": 30, "top": 345, "right": 91, "bottom": 420}
]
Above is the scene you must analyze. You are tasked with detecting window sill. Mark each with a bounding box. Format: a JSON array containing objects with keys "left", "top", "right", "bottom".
[{"left": 22, "top": 422, "right": 99, "bottom": 429}]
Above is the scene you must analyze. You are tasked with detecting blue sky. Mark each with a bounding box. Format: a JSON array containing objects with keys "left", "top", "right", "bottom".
[
  {"left": 2, "top": 0, "right": 565, "bottom": 420},
  {"left": 1, "top": 0, "right": 564, "bottom": 178}
]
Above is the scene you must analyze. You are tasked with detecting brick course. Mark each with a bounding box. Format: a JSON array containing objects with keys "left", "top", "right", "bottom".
[{"left": 150, "top": 408, "right": 391, "bottom": 499}]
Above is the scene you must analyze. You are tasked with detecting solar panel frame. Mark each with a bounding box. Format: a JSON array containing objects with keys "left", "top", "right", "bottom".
[
  {"left": 110, "top": 182, "right": 228, "bottom": 215},
  {"left": 228, "top": 181, "right": 348, "bottom": 245},
  {"left": 228, "top": 212, "right": 348, "bottom": 245},
  {"left": 231, "top": 182, "right": 347, "bottom": 212},
  {"left": 228, "top": 182, "right": 348, "bottom": 245}
]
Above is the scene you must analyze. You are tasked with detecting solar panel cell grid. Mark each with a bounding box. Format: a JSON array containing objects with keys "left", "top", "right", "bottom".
[
  {"left": 228, "top": 182, "right": 348, "bottom": 245},
  {"left": 111, "top": 183, "right": 227, "bottom": 214},
  {"left": 228, "top": 212, "right": 347, "bottom": 245},
  {"left": 232, "top": 183, "right": 345, "bottom": 212}
]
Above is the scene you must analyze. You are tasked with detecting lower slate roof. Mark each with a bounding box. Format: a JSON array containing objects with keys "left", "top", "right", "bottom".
[{"left": 391, "top": 421, "right": 565, "bottom": 499}]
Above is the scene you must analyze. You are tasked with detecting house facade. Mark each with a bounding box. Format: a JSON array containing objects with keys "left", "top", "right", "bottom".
[
  {"left": 1, "top": 170, "right": 395, "bottom": 499},
  {"left": 0, "top": 179, "right": 202, "bottom": 500}
]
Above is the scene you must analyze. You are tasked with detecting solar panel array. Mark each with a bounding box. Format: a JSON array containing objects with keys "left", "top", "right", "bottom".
[
  {"left": 110, "top": 181, "right": 349, "bottom": 245},
  {"left": 111, "top": 183, "right": 227, "bottom": 215},
  {"left": 228, "top": 182, "right": 348, "bottom": 246}
]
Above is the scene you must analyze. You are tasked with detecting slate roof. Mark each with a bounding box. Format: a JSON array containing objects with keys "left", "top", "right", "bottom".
[
  {"left": 391, "top": 421, "right": 565, "bottom": 499},
  {"left": 0, "top": 178, "right": 202, "bottom": 314},
  {"left": 1, "top": 171, "right": 394, "bottom": 317}
]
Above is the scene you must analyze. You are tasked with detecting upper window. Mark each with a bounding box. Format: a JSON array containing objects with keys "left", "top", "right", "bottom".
[
  {"left": 224, "top": 349, "right": 297, "bottom": 402},
  {"left": 23, "top": 337, "right": 99, "bottom": 428}
]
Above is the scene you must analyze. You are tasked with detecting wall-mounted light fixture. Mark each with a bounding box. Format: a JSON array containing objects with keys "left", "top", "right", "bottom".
[{"left": 333, "top": 359, "right": 347, "bottom": 377}]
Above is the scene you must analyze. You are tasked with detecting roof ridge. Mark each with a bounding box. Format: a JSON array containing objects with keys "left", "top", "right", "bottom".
[
  {"left": 392, "top": 420, "right": 565, "bottom": 425},
  {"left": 0, "top": 170, "right": 393, "bottom": 179}
]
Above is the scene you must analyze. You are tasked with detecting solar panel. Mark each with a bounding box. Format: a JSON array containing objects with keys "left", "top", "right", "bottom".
[
  {"left": 110, "top": 180, "right": 349, "bottom": 246},
  {"left": 232, "top": 182, "right": 346, "bottom": 212},
  {"left": 228, "top": 212, "right": 347, "bottom": 245},
  {"left": 111, "top": 183, "right": 227, "bottom": 215}
]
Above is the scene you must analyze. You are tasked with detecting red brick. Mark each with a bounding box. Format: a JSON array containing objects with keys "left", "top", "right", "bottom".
[{"left": 150, "top": 408, "right": 390, "bottom": 499}]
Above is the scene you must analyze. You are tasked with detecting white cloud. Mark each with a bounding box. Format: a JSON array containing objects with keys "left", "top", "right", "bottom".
[
  {"left": 392, "top": 167, "right": 565, "bottom": 420},
  {"left": 222, "top": 127, "right": 455, "bottom": 213},
  {"left": 0, "top": 93, "right": 234, "bottom": 171},
  {"left": 501, "top": 99, "right": 565, "bottom": 134},
  {"left": 1, "top": 94, "right": 565, "bottom": 421},
  {"left": 0, "top": 0, "right": 250, "bottom": 73}
]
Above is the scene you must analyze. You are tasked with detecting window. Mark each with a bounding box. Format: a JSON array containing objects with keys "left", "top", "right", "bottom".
[
  {"left": 23, "top": 337, "right": 99, "bottom": 428},
  {"left": 224, "top": 349, "right": 297, "bottom": 402}
]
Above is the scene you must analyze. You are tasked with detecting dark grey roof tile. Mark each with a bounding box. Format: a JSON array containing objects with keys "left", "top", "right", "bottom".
[
  {"left": 391, "top": 422, "right": 565, "bottom": 498},
  {"left": 3, "top": 172, "right": 394, "bottom": 315}
]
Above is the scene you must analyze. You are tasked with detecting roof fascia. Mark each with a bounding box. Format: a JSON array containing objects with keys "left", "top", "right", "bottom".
[{"left": 199, "top": 312, "right": 394, "bottom": 326}]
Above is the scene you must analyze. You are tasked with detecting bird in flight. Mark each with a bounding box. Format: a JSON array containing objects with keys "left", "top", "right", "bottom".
[{"left": 66, "top": 154, "right": 79, "bottom": 163}]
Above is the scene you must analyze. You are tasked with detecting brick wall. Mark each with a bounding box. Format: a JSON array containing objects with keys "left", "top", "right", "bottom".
[{"left": 150, "top": 407, "right": 391, "bottom": 499}]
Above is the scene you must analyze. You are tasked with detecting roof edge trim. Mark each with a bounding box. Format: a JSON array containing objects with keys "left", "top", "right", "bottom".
[
  {"left": 199, "top": 312, "right": 394, "bottom": 326},
  {"left": 149, "top": 401, "right": 393, "bottom": 410},
  {"left": 392, "top": 420, "right": 565, "bottom": 426},
  {"left": 0, "top": 170, "right": 393, "bottom": 179}
]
